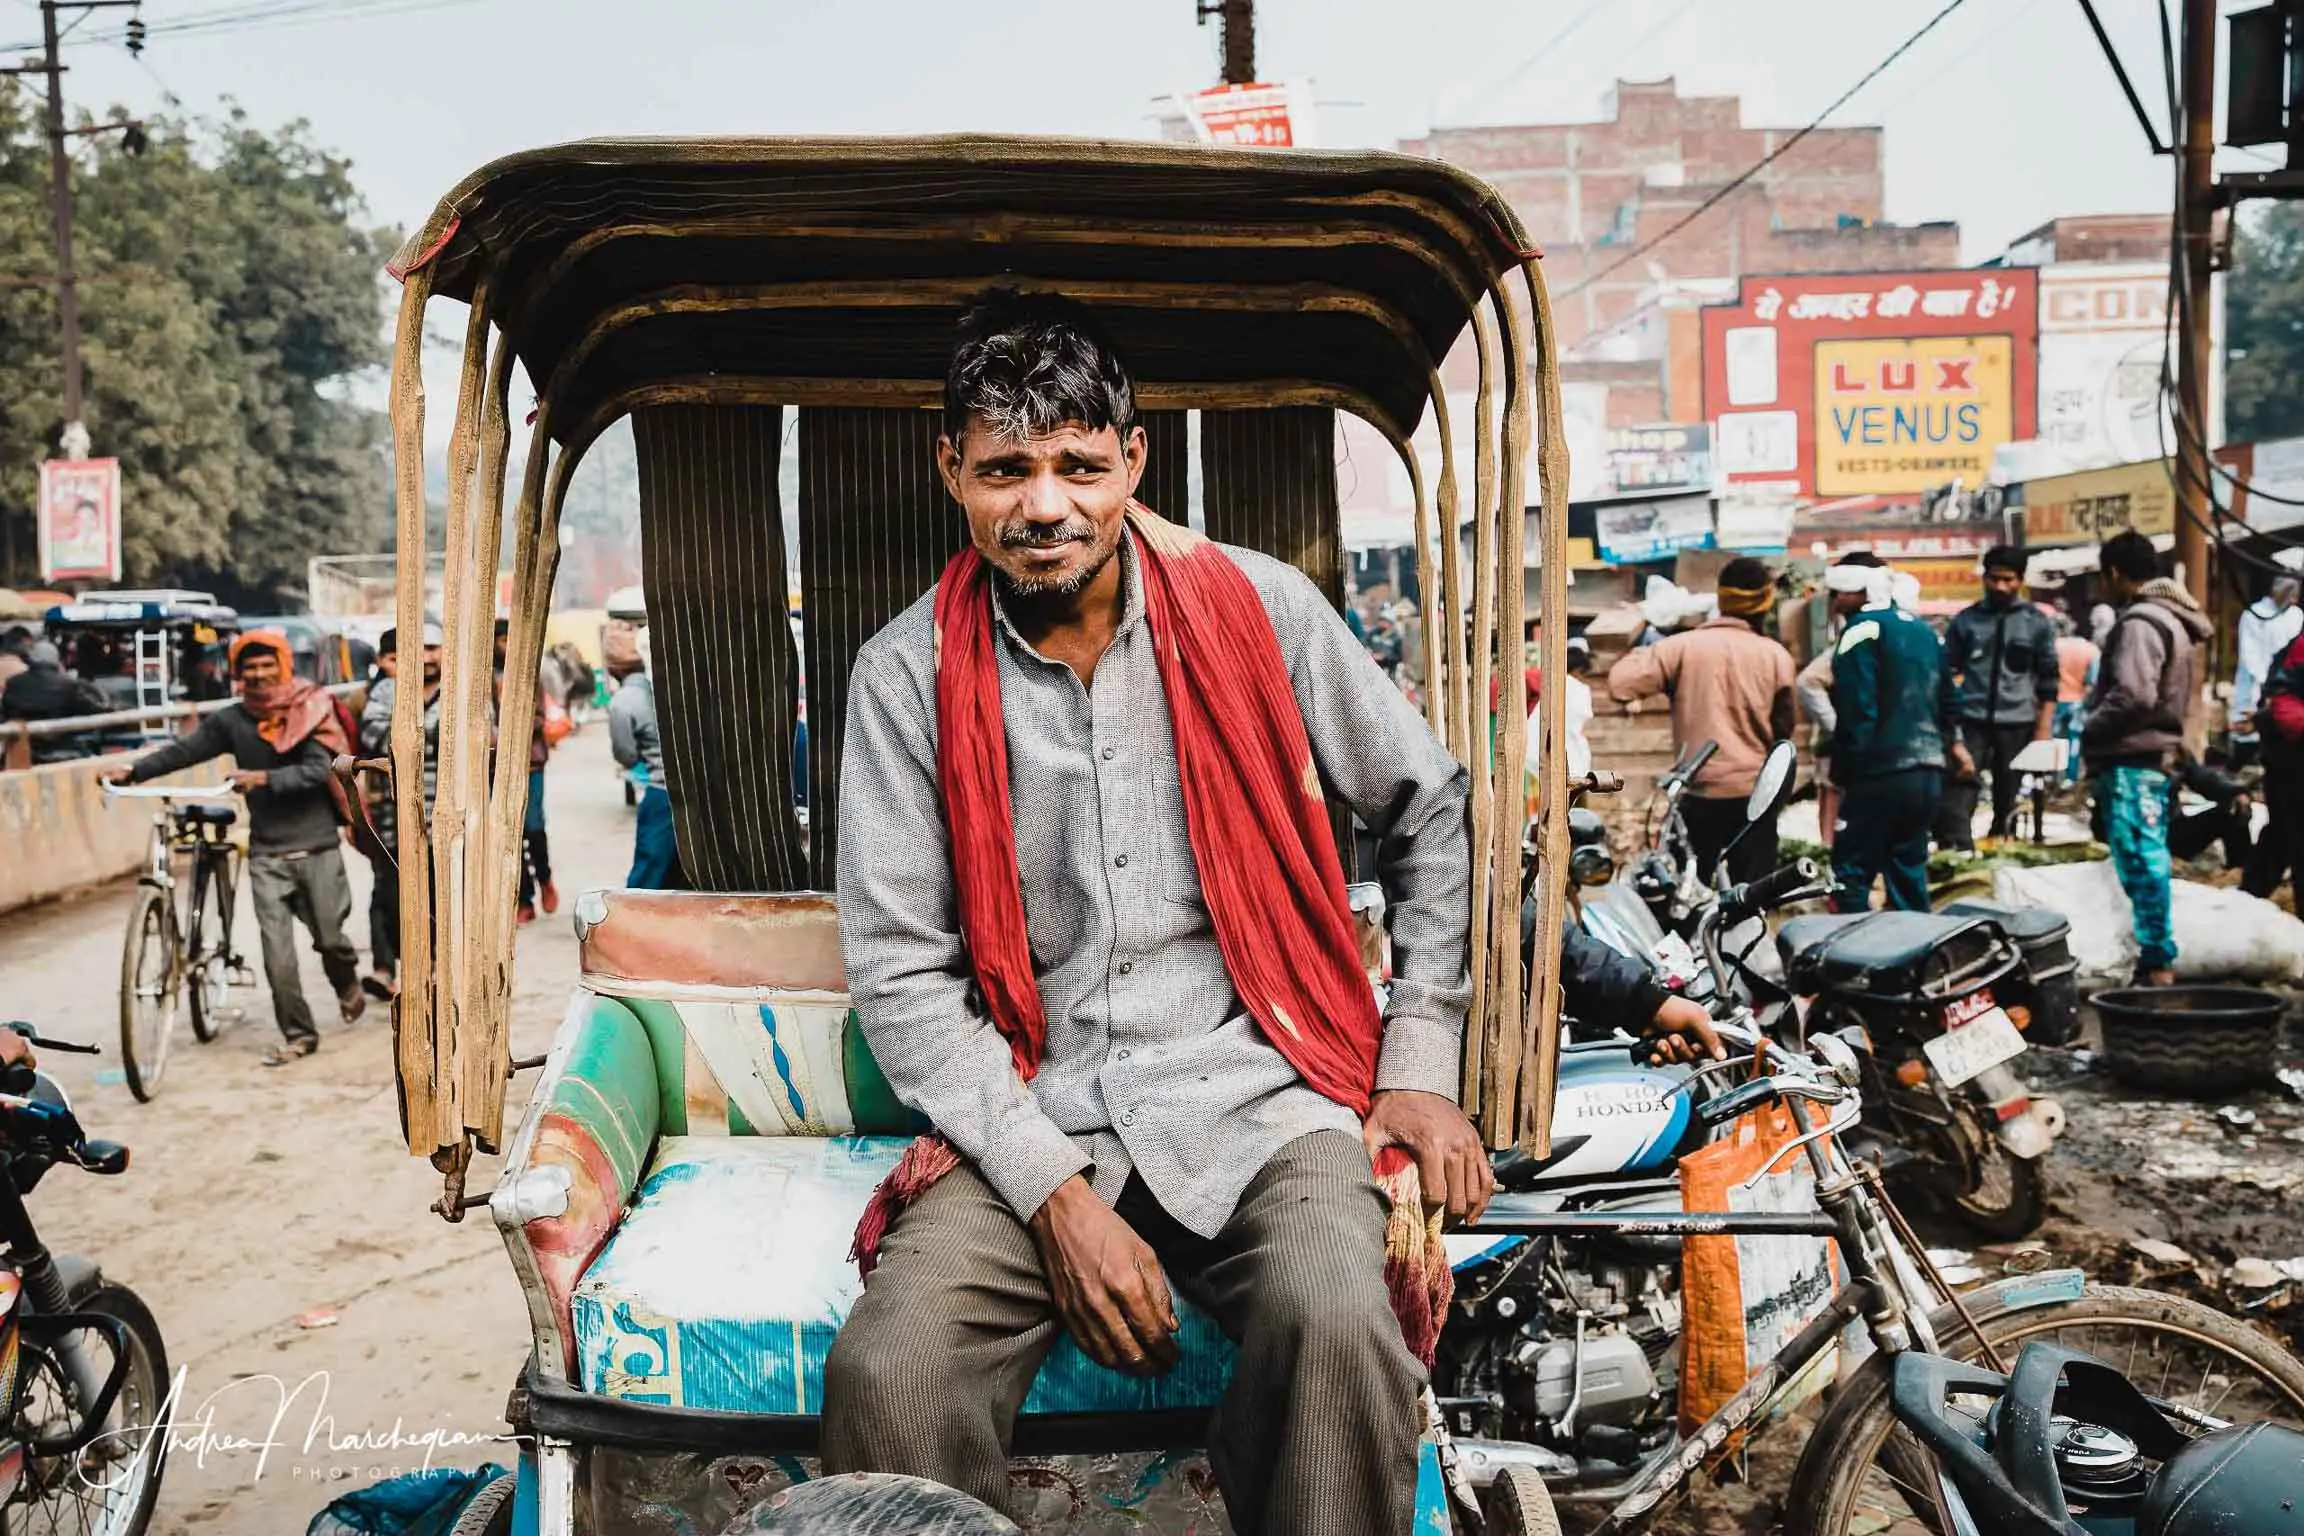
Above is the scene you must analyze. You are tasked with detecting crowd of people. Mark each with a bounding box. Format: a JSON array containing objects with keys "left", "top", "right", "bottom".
[{"left": 1354, "top": 536, "right": 2304, "bottom": 989}]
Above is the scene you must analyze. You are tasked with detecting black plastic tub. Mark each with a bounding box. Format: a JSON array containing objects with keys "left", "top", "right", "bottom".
[{"left": 2094, "top": 986, "right": 2291, "bottom": 1097}]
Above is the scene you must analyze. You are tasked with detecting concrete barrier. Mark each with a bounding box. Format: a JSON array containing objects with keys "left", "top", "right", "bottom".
[{"left": 0, "top": 757, "right": 227, "bottom": 915}]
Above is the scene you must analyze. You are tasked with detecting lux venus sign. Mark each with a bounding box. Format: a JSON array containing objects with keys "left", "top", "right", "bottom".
[{"left": 1814, "top": 335, "right": 2014, "bottom": 496}]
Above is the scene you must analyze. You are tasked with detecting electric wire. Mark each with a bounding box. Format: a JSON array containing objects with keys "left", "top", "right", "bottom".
[{"left": 1557, "top": 0, "right": 1975, "bottom": 303}]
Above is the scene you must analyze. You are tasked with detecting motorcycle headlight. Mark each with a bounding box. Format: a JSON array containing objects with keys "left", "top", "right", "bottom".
[{"left": 1569, "top": 845, "right": 1615, "bottom": 887}]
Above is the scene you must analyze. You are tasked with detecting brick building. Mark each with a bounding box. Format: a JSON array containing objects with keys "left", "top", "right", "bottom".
[{"left": 1403, "top": 77, "right": 1961, "bottom": 373}]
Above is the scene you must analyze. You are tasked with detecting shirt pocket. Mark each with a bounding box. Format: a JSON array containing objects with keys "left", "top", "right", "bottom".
[
  {"left": 2002, "top": 638, "right": 2038, "bottom": 683},
  {"left": 1152, "top": 767, "right": 1207, "bottom": 909}
]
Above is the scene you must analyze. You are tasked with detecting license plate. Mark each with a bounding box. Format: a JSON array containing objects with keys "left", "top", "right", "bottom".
[{"left": 1921, "top": 1006, "right": 2027, "bottom": 1087}]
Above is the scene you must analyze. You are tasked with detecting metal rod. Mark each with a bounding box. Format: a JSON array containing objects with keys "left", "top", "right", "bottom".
[
  {"left": 2075, "top": 0, "right": 2173, "bottom": 154},
  {"left": 1464, "top": 1209, "right": 1842, "bottom": 1236}
]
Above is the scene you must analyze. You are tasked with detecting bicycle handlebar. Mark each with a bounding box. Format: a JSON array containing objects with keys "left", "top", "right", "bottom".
[
  {"left": 99, "top": 783, "right": 237, "bottom": 801},
  {"left": 1718, "top": 858, "right": 1825, "bottom": 926}
]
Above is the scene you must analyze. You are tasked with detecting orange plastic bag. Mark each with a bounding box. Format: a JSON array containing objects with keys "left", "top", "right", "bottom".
[{"left": 1676, "top": 1101, "right": 1842, "bottom": 1442}]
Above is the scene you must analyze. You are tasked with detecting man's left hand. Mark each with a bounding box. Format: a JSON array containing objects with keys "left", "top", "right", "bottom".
[
  {"left": 228, "top": 769, "right": 268, "bottom": 793},
  {"left": 1644, "top": 995, "right": 1725, "bottom": 1067},
  {"left": 1363, "top": 1090, "right": 1494, "bottom": 1224}
]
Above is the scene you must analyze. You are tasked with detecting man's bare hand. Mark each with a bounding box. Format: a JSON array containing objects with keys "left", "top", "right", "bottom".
[
  {"left": 1027, "top": 1177, "right": 1178, "bottom": 1377},
  {"left": 227, "top": 768, "right": 268, "bottom": 793},
  {"left": 1363, "top": 1089, "right": 1494, "bottom": 1224},
  {"left": 1644, "top": 995, "right": 1725, "bottom": 1067},
  {"left": 1948, "top": 743, "right": 1976, "bottom": 780}
]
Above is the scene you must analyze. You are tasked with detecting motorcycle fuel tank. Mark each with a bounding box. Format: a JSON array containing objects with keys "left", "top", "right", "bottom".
[{"left": 1535, "top": 1051, "right": 1694, "bottom": 1183}]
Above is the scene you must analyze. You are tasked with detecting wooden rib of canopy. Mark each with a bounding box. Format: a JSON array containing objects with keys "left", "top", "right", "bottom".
[{"left": 382, "top": 134, "right": 1572, "bottom": 1201}]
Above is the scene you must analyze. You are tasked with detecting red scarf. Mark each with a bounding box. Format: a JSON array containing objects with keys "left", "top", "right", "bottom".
[{"left": 850, "top": 505, "right": 1450, "bottom": 1364}]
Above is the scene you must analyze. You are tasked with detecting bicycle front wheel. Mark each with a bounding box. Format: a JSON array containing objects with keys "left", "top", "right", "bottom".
[
  {"left": 2, "top": 1281, "right": 171, "bottom": 1536},
  {"left": 1783, "top": 1283, "right": 2304, "bottom": 1536},
  {"left": 117, "top": 888, "right": 178, "bottom": 1103}
]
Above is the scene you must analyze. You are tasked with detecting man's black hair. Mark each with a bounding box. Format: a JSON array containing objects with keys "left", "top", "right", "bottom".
[
  {"left": 943, "top": 288, "right": 1137, "bottom": 445},
  {"left": 493, "top": 618, "right": 510, "bottom": 639},
  {"left": 0, "top": 625, "right": 30, "bottom": 651},
  {"left": 1718, "top": 556, "right": 1775, "bottom": 590},
  {"left": 378, "top": 627, "right": 398, "bottom": 657},
  {"left": 1834, "top": 550, "right": 1885, "bottom": 569},
  {"left": 2100, "top": 529, "right": 2160, "bottom": 583},
  {"left": 1981, "top": 544, "right": 2025, "bottom": 578}
]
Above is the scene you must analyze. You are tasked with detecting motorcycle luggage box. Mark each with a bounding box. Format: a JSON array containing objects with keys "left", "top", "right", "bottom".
[
  {"left": 1940, "top": 897, "right": 2080, "bottom": 1043},
  {"left": 1776, "top": 909, "right": 2011, "bottom": 1002}
]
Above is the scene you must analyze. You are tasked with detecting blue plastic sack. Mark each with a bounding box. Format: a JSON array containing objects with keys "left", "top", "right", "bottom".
[{"left": 306, "top": 1463, "right": 510, "bottom": 1536}]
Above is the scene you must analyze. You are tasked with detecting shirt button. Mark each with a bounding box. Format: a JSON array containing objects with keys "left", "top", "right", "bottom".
[
  {"left": 1114, "top": 853, "right": 1129, "bottom": 868},
  {"left": 1120, "top": 1108, "right": 1138, "bottom": 1127},
  {"left": 1116, "top": 1048, "right": 1132, "bottom": 1061},
  {"left": 1118, "top": 960, "right": 1134, "bottom": 975},
  {"left": 1101, "top": 745, "right": 1116, "bottom": 761}
]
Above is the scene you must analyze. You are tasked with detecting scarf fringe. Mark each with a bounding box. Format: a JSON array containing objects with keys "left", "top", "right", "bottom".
[{"left": 849, "top": 1133, "right": 963, "bottom": 1279}]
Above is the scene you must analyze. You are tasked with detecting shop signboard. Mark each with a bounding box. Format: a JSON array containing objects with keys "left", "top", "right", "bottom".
[
  {"left": 1605, "top": 422, "right": 1712, "bottom": 494},
  {"left": 1179, "top": 81, "right": 1310, "bottom": 147},
  {"left": 1594, "top": 495, "right": 1714, "bottom": 565},
  {"left": 2017, "top": 458, "right": 2175, "bottom": 546},
  {"left": 2035, "top": 263, "right": 2169, "bottom": 472},
  {"left": 1702, "top": 268, "right": 2039, "bottom": 498}
]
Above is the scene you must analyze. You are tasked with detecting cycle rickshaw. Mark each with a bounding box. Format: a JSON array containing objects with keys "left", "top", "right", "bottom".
[{"left": 377, "top": 137, "right": 2304, "bottom": 1536}]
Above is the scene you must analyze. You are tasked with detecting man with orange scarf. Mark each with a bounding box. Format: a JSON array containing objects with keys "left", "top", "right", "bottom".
[{"left": 104, "top": 630, "right": 363, "bottom": 1064}]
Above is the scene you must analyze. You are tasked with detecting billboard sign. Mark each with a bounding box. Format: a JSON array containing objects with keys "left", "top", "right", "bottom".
[
  {"left": 1179, "top": 81, "right": 1308, "bottom": 147},
  {"left": 1605, "top": 422, "right": 1712, "bottom": 494},
  {"left": 37, "top": 457, "right": 122, "bottom": 583},
  {"left": 1702, "top": 268, "right": 2038, "bottom": 498},
  {"left": 2035, "top": 263, "right": 2170, "bottom": 473},
  {"left": 2017, "top": 457, "right": 2176, "bottom": 546}
]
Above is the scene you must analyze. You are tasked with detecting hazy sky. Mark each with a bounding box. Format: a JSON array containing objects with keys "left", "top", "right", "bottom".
[{"left": 27, "top": 0, "right": 2221, "bottom": 265}]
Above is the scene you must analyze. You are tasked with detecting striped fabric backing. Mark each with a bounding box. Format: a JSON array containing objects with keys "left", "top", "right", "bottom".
[
  {"left": 633, "top": 405, "right": 810, "bottom": 892},
  {"left": 798, "top": 408, "right": 962, "bottom": 887},
  {"left": 1202, "top": 407, "right": 1343, "bottom": 606}
]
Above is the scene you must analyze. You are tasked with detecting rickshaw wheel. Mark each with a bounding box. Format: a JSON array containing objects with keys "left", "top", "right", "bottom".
[{"left": 1478, "top": 1465, "right": 1562, "bottom": 1536}]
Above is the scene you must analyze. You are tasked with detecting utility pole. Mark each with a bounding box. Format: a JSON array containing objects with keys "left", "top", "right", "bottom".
[
  {"left": 1, "top": 0, "right": 145, "bottom": 459},
  {"left": 2175, "top": 0, "right": 2217, "bottom": 610},
  {"left": 1196, "top": 0, "right": 1255, "bottom": 84}
]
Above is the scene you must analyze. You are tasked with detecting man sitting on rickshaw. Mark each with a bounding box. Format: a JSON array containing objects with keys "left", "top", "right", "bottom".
[{"left": 824, "top": 292, "right": 1714, "bottom": 1534}]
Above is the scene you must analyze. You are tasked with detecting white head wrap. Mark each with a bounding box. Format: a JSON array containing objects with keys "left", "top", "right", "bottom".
[
  {"left": 1890, "top": 572, "right": 1921, "bottom": 611},
  {"left": 1823, "top": 564, "right": 1875, "bottom": 594}
]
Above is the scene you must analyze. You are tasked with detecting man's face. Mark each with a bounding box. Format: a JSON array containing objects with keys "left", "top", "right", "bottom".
[
  {"left": 421, "top": 644, "right": 443, "bottom": 687},
  {"left": 1982, "top": 567, "right": 2022, "bottom": 608},
  {"left": 938, "top": 417, "right": 1146, "bottom": 602},
  {"left": 2103, "top": 568, "right": 2143, "bottom": 604},
  {"left": 236, "top": 653, "right": 282, "bottom": 690},
  {"left": 493, "top": 633, "right": 508, "bottom": 670},
  {"left": 1831, "top": 588, "right": 1869, "bottom": 620},
  {"left": 378, "top": 651, "right": 399, "bottom": 679}
]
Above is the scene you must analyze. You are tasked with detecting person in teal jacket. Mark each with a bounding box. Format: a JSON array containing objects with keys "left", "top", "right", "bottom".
[{"left": 1827, "top": 555, "right": 1954, "bottom": 912}]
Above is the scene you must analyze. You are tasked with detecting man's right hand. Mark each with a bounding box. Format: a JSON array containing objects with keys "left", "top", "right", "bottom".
[
  {"left": 1948, "top": 742, "right": 1976, "bottom": 780},
  {"left": 1027, "top": 1176, "right": 1179, "bottom": 1377},
  {"left": 97, "top": 763, "right": 132, "bottom": 786}
]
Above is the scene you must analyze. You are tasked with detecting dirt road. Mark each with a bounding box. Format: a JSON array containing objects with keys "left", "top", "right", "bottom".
[{"left": 0, "top": 727, "right": 634, "bottom": 1534}]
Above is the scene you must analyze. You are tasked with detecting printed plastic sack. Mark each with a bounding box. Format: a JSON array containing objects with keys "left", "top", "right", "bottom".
[
  {"left": 1991, "top": 860, "right": 2304, "bottom": 986},
  {"left": 1678, "top": 1102, "right": 1841, "bottom": 1443}
]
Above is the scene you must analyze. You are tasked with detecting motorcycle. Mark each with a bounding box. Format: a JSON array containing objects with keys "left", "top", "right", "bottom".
[
  {"left": 1571, "top": 741, "right": 2077, "bottom": 1240},
  {"left": 0, "top": 1022, "right": 171, "bottom": 1535},
  {"left": 1860, "top": 1338, "right": 2304, "bottom": 1536}
]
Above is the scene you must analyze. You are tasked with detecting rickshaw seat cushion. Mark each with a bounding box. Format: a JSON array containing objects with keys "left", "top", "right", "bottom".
[{"left": 571, "top": 1136, "right": 1236, "bottom": 1417}]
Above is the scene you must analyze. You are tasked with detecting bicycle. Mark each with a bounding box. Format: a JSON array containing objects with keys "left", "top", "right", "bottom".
[{"left": 100, "top": 783, "right": 248, "bottom": 1101}]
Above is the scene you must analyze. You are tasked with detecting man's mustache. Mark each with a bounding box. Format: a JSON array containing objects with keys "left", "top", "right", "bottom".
[{"left": 999, "top": 517, "right": 1094, "bottom": 550}]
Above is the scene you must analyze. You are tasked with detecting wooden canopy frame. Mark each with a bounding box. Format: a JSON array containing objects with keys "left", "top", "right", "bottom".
[{"left": 383, "top": 134, "right": 1574, "bottom": 1209}]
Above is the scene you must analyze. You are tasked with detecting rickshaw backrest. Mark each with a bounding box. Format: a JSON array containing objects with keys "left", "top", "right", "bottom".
[{"left": 572, "top": 887, "right": 923, "bottom": 1138}]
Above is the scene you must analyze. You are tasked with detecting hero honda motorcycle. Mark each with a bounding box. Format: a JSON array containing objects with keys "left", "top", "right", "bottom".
[{"left": 1569, "top": 742, "right": 2076, "bottom": 1240}]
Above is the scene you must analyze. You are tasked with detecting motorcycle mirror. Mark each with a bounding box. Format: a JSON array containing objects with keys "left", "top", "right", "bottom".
[
  {"left": 1746, "top": 741, "right": 1797, "bottom": 824},
  {"left": 1811, "top": 1030, "right": 1864, "bottom": 1087}
]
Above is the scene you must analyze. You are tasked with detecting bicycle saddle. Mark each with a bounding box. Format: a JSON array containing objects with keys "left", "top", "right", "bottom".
[{"left": 175, "top": 804, "right": 236, "bottom": 827}]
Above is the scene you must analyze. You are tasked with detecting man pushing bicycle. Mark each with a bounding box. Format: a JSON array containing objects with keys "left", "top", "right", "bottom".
[{"left": 101, "top": 631, "right": 365, "bottom": 1066}]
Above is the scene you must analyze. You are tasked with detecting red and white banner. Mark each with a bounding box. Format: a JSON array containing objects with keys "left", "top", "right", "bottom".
[
  {"left": 38, "top": 457, "right": 122, "bottom": 583},
  {"left": 1180, "top": 81, "right": 1308, "bottom": 147}
]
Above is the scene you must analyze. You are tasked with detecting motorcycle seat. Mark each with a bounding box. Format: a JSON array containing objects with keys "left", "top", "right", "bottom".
[
  {"left": 1776, "top": 910, "right": 2001, "bottom": 996},
  {"left": 2138, "top": 1422, "right": 2304, "bottom": 1536}
]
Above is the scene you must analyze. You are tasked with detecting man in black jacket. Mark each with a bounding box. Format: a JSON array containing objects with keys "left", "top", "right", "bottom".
[
  {"left": 102, "top": 633, "right": 363, "bottom": 1065},
  {"left": 1934, "top": 546, "right": 2058, "bottom": 849}
]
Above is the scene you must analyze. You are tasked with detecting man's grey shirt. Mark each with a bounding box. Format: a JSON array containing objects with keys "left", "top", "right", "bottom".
[{"left": 836, "top": 533, "right": 1471, "bottom": 1238}]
